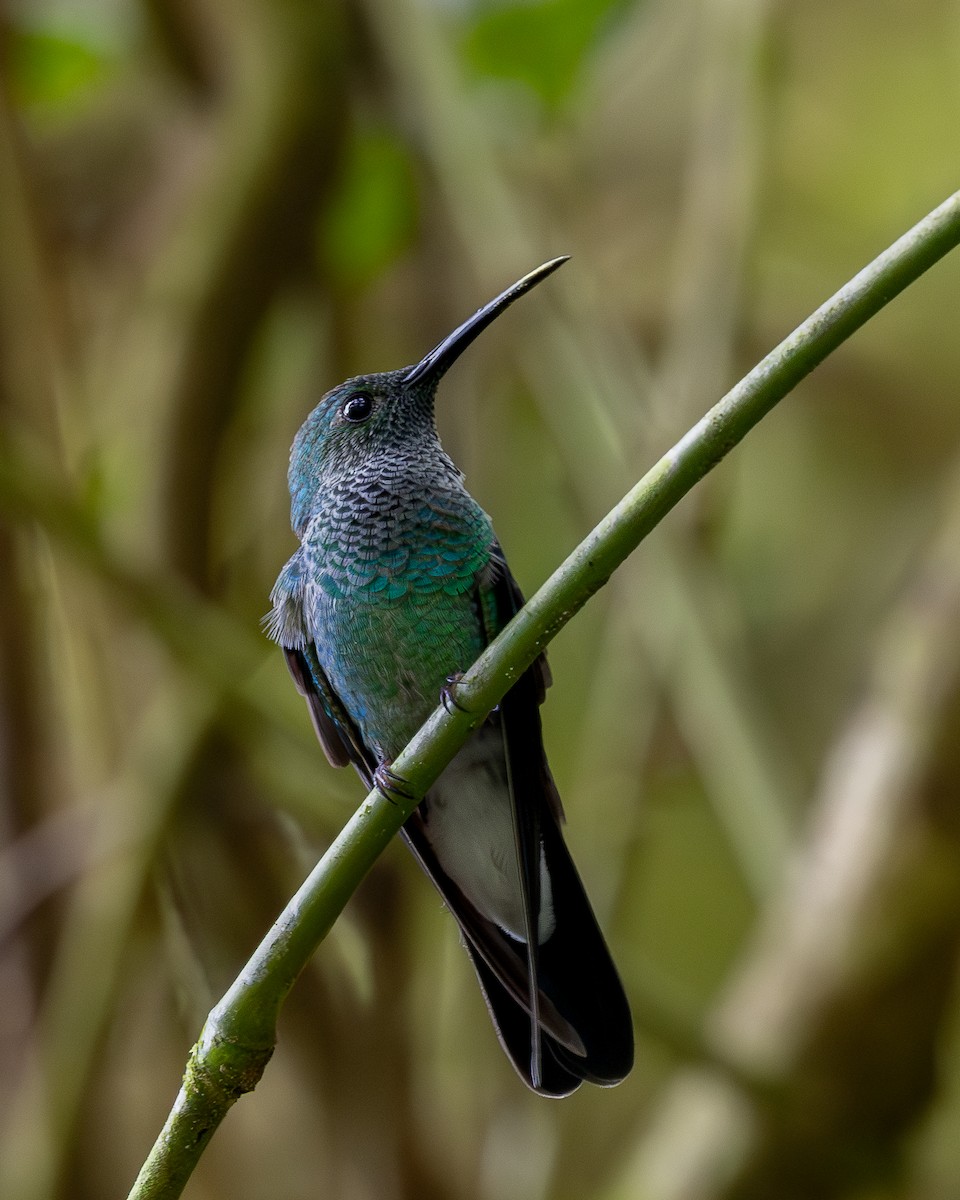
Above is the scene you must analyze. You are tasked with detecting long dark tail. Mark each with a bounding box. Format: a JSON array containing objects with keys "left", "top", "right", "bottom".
[{"left": 401, "top": 743, "right": 633, "bottom": 1097}]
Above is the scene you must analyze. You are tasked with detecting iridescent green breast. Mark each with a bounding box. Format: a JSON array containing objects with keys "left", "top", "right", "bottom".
[{"left": 303, "top": 482, "right": 495, "bottom": 756}]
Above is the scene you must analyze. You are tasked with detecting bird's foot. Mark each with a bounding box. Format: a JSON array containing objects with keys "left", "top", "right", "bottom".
[
  {"left": 373, "top": 760, "right": 414, "bottom": 806},
  {"left": 441, "top": 672, "right": 470, "bottom": 714}
]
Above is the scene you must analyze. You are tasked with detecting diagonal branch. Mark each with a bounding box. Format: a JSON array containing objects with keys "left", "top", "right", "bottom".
[{"left": 125, "top": 190, "right": 960, "bottom": 1199}]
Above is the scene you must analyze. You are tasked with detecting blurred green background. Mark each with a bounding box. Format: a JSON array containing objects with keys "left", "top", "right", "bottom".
[{"left": 1, "top": 1, "right": 960, "bottom": 1198}]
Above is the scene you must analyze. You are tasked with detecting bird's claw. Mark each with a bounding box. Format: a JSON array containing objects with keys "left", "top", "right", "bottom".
[
  {"left": 373, "top": 761, "right": 414, "bottom": 806},
  {"left": 441, "top": 672, "right": 470, "bottom": 715}
]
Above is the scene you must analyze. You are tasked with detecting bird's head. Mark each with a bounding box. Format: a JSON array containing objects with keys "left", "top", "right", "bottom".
[{"left": 287, "top": 257, "right": 568, "bottom": 535}]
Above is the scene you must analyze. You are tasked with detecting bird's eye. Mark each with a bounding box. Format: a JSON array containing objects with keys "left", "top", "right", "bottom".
[{"left": 341, "top": 392, "right": 373, "bottom": 424}]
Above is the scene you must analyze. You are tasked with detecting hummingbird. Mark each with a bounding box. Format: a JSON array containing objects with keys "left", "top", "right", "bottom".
[{"left": 267, "top": 258, "right": 633, "bottom": 1095}]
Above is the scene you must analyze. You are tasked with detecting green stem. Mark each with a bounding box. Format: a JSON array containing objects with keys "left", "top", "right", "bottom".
[{"left": 127, "top": 190, "right": 960, "bottom": 1199}]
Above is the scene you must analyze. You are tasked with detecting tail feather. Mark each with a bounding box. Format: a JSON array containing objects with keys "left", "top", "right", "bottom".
[{"left": 402, "top": 783, "right": 633, "bottom": 1094}]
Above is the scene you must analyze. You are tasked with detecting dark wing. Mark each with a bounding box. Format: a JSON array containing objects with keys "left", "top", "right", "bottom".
[{"left": 283, "top": 644, "right": 375, "bottom": 779}]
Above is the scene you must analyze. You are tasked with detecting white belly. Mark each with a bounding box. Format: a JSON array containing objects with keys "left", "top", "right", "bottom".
[{"left": 424, "top": 729, "right": 555, "bottom": 944}]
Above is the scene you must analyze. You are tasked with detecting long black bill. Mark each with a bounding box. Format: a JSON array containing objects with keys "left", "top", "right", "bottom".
[{"left": 403, "top": 256, "right": 569, "bottom": 389}]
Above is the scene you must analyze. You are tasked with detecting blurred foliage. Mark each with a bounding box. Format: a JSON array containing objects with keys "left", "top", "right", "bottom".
[
  {"left": 8, "top": 28, "right": 115, "bottom": 109},
  {"left": 461, "top": 0, "right": 634, "bottom": 109},
  {"left": 320, "top": 123, "right": 419, "bottom": 288},
  {"left": 0, "top": 0, "right": 959, "bottom": 1198}
]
